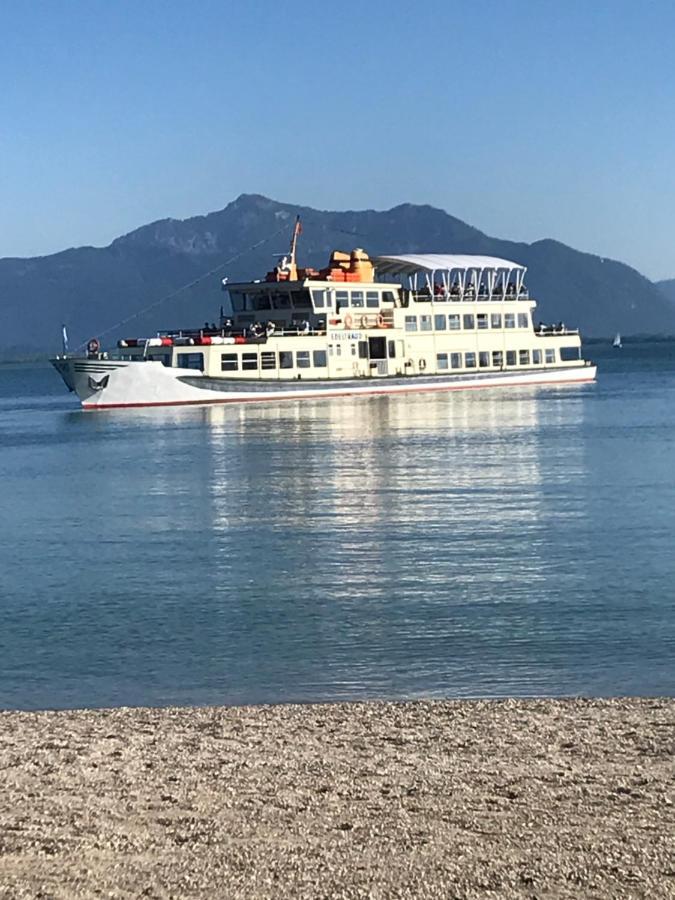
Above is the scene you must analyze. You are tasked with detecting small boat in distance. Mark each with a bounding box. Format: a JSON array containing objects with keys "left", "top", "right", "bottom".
[
  {"left": 51, "top": 220, "right": 597, "bottom": 410},
  {"left": 613, "top": 332, "right": 622, "bottom": 349}
]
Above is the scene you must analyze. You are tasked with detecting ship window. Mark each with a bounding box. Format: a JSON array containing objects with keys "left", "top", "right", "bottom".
[
  {"left": 506, "top": 350, "right": 517, "bottom": 366},
  {"left": 242, "top": 352, "right": 258, "bottom": 370},
  {"left": 560, "top": 346, "right": 581, "bottom": 361},
  {"left": 434, "top": 314, "right": 446, "bottom": 330},
  {"left": 518, "top": 313, "right": 529, "bottom": 328},
  {"left": 437, "top": 353, "right": 449, "bottom": 370},
  {"left": 492, "top": 351, "right": 503, "bottom": 367},
  {"left": 519, "top": 349, "right": 530, "bottom": 365},
  {"left": 296, "top": 351, "right": 311, "bottom": 368},
  {"left": 351, "top": 291, "right": 364, "bottom": 308},
  {"left": 279, "top": 351, "right": 294, "bottom": 369},
  {"left": 366, "top": 291, "right": 379, "bottom": 308},
  {"left": 450, "top": 352, "right": 462, "bottom": 369},
  {"left": 505, "top": 313, "right": 516, "bottom": 329},
  {"left": 463, "top": 314, "right": 475, "bottom": 330},
  {"left": 491, "top": 313, "right": 502, "bottom": 329},
  {"left": 388, "top": 340, "right": 396, "bottom": 358},
  {"left": 291, "top": 290, "right": 311, "bottom": 308},
  {"left": 465, "top": 352, "right": 476, "bottom": 368},
  {"left": 273, "top": 293, "right": 291, "bottom": 309},
  {"left": 221, "top": 353, "right": 239, "bottom": 371},
  {"left": 358, "top": 341, "right": 369, "bottom": 359},
  {"left": 253, "top": 294, "right": 271, "bottom": 311},
  {"left": 177, "top": 353, "right": 204, "bottom": 370},
  {"left": 532, "top": 349, "right": 542, "bottom": 365},
  {"left": 477, "top": 314, "right": 488, "bottom": 330},
  {"left": 405, "top": 316, "right": 418, "bottom": 332},
  {"left": 448, "top": 314, "right": 460, "bottom": 331},
  {"left": 545, "top": 348, "right": 556, "bottom": 363},
  {"left": 261, "top": 352, "right": 276, "bottom": 369},
  {"left": 479, "top": 351, "right": 490, "bottom": 368},
  {"left": 420, "top": 315, "right": 432, "bottom": 332},
  {"left": 382, "top": 290, "right": 396, "bottom": 304},
  {"left": 336, "top": 343, "right": 342, "bottom": 356},
  {"left": 311, "top": 289, "right": 325, "bottom": 309},
  {"left": 230, "top": 292, "right": 245, "bottom": 313},
  {"left": 351, "top": 344, "right": 357, "bottom": 356},
  {"left": 313, "top": 350, "right": 327, "bottom": 367},
  {"left": 335, "top": 290, "right": 349, "bottom": 311}
]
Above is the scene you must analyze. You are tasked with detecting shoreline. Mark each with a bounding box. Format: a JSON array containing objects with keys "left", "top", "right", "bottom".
[{"left": 1, "top": 697, "right": 673, "bottom": 898}]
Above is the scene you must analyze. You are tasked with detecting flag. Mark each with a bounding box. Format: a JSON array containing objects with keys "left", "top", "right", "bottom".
[{"left": 61, "top": 324, "right": 69, "bottom": 353}]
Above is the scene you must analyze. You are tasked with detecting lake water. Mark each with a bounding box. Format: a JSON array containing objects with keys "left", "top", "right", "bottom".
[{"left": 1, "top": 343, "right": 674, "bottom": 710}]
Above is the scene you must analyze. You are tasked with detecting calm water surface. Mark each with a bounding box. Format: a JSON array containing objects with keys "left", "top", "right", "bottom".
[{"left": 1, "top": 343, "right": 674, "bottom": 709}]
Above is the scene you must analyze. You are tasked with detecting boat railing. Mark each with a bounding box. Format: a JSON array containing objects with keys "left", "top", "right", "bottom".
[
  {"left": 534, "top": 325, "right": 580, "bottom": 337},
  {"left": 407, "top": 289, "right": 530, "bottom": 304}
]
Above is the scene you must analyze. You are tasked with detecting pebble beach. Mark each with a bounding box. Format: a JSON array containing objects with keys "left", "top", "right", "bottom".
[{"left": 0, "top": 698, "right": 673, "bottom": 899}]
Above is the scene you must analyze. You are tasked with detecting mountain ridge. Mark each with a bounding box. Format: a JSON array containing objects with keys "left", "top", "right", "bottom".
[{"left": 1, "top": 193, "right": 674, "bottom": 354}]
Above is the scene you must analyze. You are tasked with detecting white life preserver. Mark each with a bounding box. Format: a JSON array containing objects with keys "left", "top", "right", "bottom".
[{"left": 344, "top": 314, "right": 353, "bottom": 329}]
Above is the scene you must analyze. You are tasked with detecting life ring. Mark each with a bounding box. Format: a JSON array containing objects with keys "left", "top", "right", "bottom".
[
  {"left": 87, "top": 337, "right": 100, "bottom": 356},
  {"left": 377, "top": 313, "right": 385, "bottom": 328},
  {"left": 344, "top": 313, "right": 353, "bottom": 329},
  {"left": 419, "top": 358, "right": 427, "bottom": 370},
  {"left": 360, "top": 314, "right": 370, "bottom": 329}
]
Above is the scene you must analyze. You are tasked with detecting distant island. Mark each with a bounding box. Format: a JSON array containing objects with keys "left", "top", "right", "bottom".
[{"left": 1, "top": 193, "right": 675, "bottom": 356}]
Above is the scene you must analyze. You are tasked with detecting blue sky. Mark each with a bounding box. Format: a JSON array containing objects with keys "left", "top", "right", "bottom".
[{"left": 1, "top": 0, "right": 674, "bottom": 279}]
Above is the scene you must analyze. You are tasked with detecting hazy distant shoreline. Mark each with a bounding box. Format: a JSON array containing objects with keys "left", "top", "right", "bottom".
[{"left": 1, "top": 697, "right": 673, "bottom": 898}]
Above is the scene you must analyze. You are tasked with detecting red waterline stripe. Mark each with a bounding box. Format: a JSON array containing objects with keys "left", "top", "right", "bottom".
[{"left": 82, "top": 374, "right": 596, "bottom": 410}]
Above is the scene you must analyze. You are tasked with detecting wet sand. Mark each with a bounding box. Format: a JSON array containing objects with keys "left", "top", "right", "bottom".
[{"left": 0, "top": 698, "right": 673, "bottom": 898}]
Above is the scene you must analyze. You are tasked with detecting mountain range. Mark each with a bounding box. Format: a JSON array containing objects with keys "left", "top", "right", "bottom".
[{"left": 1, "top": 193, "right": 675, "bottom": 355}]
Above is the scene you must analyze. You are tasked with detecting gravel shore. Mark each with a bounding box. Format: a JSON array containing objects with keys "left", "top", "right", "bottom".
[{"left": 0, "top": 698, "right": 673, "bottom": 899}]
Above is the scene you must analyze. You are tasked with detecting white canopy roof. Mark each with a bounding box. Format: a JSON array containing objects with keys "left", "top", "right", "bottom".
[{"left": 373, "top": 253, "right": 526, "bottom": 276}]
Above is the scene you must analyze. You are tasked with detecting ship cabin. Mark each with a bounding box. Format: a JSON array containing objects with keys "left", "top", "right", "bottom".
[{"left": 114, "top": 246, "right": 586, "bottom": 381}]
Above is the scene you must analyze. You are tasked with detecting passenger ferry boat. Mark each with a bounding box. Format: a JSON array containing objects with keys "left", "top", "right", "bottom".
[{"left": 52, "top": 220, "right": 596, "bottom": 409}]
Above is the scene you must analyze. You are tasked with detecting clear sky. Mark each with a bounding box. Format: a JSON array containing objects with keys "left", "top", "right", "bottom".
[{"left": 1, "top": 0, "right": 674, "bottom": 279}]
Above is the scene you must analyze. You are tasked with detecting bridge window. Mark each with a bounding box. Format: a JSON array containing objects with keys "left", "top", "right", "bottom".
[
  {"left": 437, "top": 353, "right": 449, "bottom": 370},
  {"left": 178, "top": 353, "right": 204, "bottom": 370},
  {"left": 448, "top": 314, "right": 460, "bottom": 330},
  {"left": 420, "top": 315, "right": 432, "bottom": 332},
  {"left": 366, "top": 291, "right": 379, "bottom": 308},
  {"left": 505, "top": 313, "right": 516, "bottom": 329},
  {"left": 491, "top": 313, "right": 502, "bottom": 329},
  {"left": 291, "top": 290, "right": 311, "bottom": 308},
  {"left": 311, "top": 289, "right": 326, "bottom": 309},
  {"left": 351, "top": 291, "right": 365, "bottom": 308},
  {"left": 532, "top": 349, "right": 542, "bottom": 364},
  {"left": 545, "top": 348, "right": 556, "bottom": 363},
  {"left": 477, "top": 314, "right": 488, "bottom": 330},
  {"left": 451, "top": 352, "right": 462, "bottom": 369},
  {"left": 434, "top": 314, "right": 446, "bottom": 330},
  {"left": 492, "top": 351, "right": 503, "bottom": 367},
  {"left": 519, "top": 350, "right": 530, "bottom": 365},
  {"left": 463, "top": 314, "right": 475, "bottom": 330},
  {"left": 479, "top": 351, "right": 490, "bottom": 367},
  {"left": 335, "top": 290, "right": 349, "bottom": 311},
  {"left": 313, "top": 350, "right": 327, "bottom": 367},
  {"left": 296, "top": 351, "right": 311, "bottom": 368},
  {"left": 279, "top": 351, "right": 294, "bottom": 369},
  {"left": 465, "top": 352, "right": 476, "bottom": 368},
  {"left": 506, "top": 350, "right": 516, "bottom": 366},
  {"left": 518, "top": 313, "right": 529, "bottom": 328},
  {"left": 221, "top": 353, "right": 238, "bottom": 372},
  {"left": 405, "top": 316, "right": 418, "bottom": 332},
  {"left": 242, "top": 352, "right": 258, "bottom": 370},
  {"left": 261, "top": 352, "right": 276, "bottom": 369}
]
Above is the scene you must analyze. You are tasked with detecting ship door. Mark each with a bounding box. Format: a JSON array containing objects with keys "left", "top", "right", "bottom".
[{"left": 368, "top": 336, "right": 388, "bottom": 376}]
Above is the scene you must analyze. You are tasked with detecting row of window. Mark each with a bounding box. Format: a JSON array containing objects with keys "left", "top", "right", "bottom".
[
  {"left": 405, "top": 312, "right": 530, "bottom": 333},
  {"left": 437, "top": 347, "right": 579, "bottom": 369},
  {"left": 221, "top": 350, "right": 328, "bottom": 371},
  {"left": 175, "top": 344, "right": 581, "bottom": 373}
]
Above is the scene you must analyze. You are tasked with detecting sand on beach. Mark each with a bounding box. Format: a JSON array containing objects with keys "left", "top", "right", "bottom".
[{"left": 0, "top": 697, "right": 673, "bottom": 899}]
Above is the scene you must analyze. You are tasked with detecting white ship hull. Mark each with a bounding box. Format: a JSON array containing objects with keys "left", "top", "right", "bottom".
[{"left": 52, "top": 357, "right": 597, "bottom": 411}]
